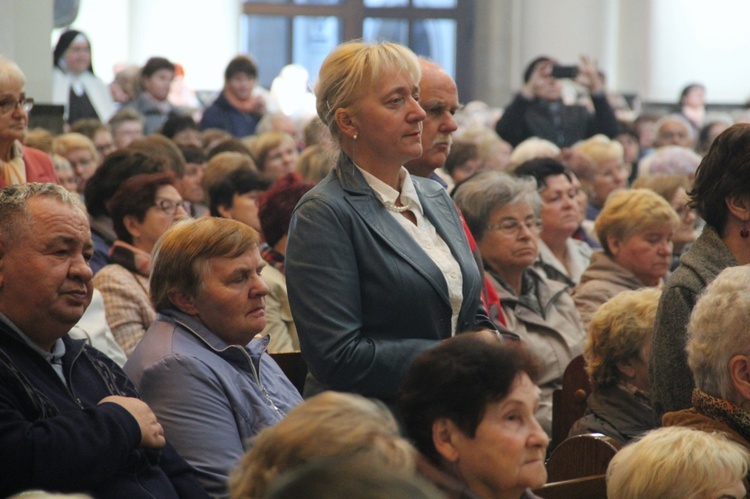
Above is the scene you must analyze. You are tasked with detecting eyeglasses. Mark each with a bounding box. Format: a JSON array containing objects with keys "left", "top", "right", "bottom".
[
  {"left": 486, "top": 217, "right": 543, "bottom": 236},
  {"left": 154, "top": 199, "right": 188, "bottom": 216},
  {"left": 0, "top": 96, "right": 34, "bottom": 115}
]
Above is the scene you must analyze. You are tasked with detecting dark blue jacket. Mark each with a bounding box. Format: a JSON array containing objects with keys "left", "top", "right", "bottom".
[
  {"left": 0, "top": 321, "right": 209, "bottom": 499},
  {"left": 199, "top": 91, "right": 262, "bottom": 138}
]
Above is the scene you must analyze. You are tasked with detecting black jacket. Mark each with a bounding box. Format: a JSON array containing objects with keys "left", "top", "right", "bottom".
[{"left": 0, "top": 320, "right": 209, "bottom": 498}]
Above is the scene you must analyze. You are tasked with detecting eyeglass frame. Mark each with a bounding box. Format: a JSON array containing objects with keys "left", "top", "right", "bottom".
[
  {"left": 153, "top": 198, "right": 189, "bottom": 216},
  {"left": 485, "top": 216, "right": 543, "bottom": 237},
  {"left": 0, "top": 95, "right": 34, "bottom": 115}
]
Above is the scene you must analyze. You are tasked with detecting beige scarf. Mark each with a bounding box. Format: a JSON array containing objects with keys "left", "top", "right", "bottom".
[{"left": 1, "top": 140, "right": 26, "bottom": 185}]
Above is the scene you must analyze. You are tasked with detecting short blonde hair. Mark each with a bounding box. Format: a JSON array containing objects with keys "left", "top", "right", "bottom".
[
  {"left": 294, "top": 144, "right": 338, "bottom": 184},
  {"left": 606, "top": 426, "right": 749, "bottom": 499},
  {"left": 315, "top": 40, "right": 421, "bottom": 140},
  {"left": 0, "top": 56, "right": 25, "bottom": 89},
  {"left": 631, "top": 174, "right": 691, "bottom": 204},
  {"left": 507, "top": 137, "right": 560, "bottom": 171},
  {"left": 150, "top": 217, "right": 260, "bottom": 312},
  {"left": 687, "top": 265, "right": 750, "bottom": 400},
  {"left": 53, "top": 133, "right": 98, "bottom": 161},
  {"left": 594, "top": 188, "right": 680, "bottom": 256},
  {"left": 228, "top": 391, "right": 416, "bottom": 498},
  {"left": 249, "top": 130, "right": 297, "bottom": 172},
  {"left": 585, "top": 288, "right": 661, "bottom": 389},
  {"left": 24, "top": 128, "right": 54, "bottom": 154},
  {"left": 573, "top": 134, "right": 624, "bottom": 166}
]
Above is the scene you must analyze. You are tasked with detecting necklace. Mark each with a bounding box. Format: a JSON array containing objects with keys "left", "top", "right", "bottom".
[{"left": 384, "top": 200, "right": 411, "bottom": 213}]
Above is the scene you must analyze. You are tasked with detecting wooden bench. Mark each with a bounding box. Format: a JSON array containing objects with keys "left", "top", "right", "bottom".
[
  {"left": 269, "top": 351, "right": 308, "bottom": 395},
  {"left": 534, "top": 474, "right": 607, "bottom": 499},
  {"left": 551, "top": 354, "right": 591, "bottom": 451},
  {"left": 546, "top": 433, "right": 621, "bottom": 482}
]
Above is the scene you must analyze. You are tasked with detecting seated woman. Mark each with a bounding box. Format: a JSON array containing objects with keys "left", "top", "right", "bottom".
[
  {"left": 248, "top": 130, "right": 299, "bottom": 183},
  {"left": 93, "top": 172, "right": 186, "bottom": 355},
  {"left": 229, "top": 391, "right": 415, "bottom": 498},
  {"left": 650, "top": 124, "right": 750, "bottom": 419},
  {"left": 454, "top": 170, "right": 586, "bottom": 435},
  {"left": 257, "top": 173, "right": 315, "bottom": 353},
  {"left": 662, "top": 265, "right": 750, "bottom": 456},
  {"left": 125, "top": 217, "right": 302, "bottom": 496},
  {"left": 52, "top": 133, "right": 99, "bottom": 192},
  {"left": 606, "top": 427, "right": 748, "bottom": 499},
  {"left": 514, "top": 157, "right": 592, "bottom": 285},
  {"left": 209, "top": 167, "right": 270, "bottom": 232},
  {"left": 572, "top": 134, "right": 629, "bottom": 221},
  {"left": 399, "top": 334, "right": 548, "bottom": 499},
  {"left": 127, "top": 57, "right": 179, "bottom": 135},
  {"left": 631, "top": 174, "right": 697, "bottom": 270},
  {"left": 573, "top": 188, "right": 679, "bottom": 329},
  {"left": 569, "top": 288, "right": 660, "bottom": 444}
]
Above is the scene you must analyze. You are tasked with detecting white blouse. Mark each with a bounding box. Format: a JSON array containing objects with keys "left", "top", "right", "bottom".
[{"left": 357, "top": 165, "right": 464, "bottom": 334}]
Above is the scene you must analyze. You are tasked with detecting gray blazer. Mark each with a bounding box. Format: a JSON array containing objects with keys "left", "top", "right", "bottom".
[{"left": 286, "top": 153, "right": 492, "bottom": 402}]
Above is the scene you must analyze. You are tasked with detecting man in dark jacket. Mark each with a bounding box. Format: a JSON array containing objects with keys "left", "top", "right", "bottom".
[
  {"left": 495, "top": 55, "right": 619, "bottom": 148},
  {"left": 0, "top": 183, "right": 208, "bottom": 498},
  {"left": 200, "top": 55, "right": 267, "bottom": 137}
]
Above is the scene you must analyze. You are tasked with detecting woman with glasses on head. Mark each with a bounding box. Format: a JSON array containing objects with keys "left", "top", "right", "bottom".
[
  {"left": 93, "top": 172, "right": 188, "bottom": 356},
  {"left": 454, "top": 170, "right": 586, "bottom": 436},
  {"left": 0, "top": 57, "right": 57, "bottom": 188}
]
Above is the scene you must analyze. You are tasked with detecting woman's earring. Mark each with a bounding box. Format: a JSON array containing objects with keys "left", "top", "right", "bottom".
[
  {"left": 742, "top": 219, "right": 749, "bottom": 239},
  {"left": 353, "top": 133, "right": 358, "bottom": 140}
]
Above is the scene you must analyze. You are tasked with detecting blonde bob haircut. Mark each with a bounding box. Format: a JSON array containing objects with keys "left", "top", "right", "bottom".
[
  {"left": 228, "top": 391, "right": 416, "bottom": 498},
  {"left": 606, "top": 426, "right": 749, "bottom": 499},
  {"left": 631, "top": 174, "right": 692, "bottom": 205},
  {"left": 53, "top": 133, "right": 98, "bottom": 160},
  {"left": 573, "top": 134, "right": 624, "bottom": 166},
  {"left": 0, "top": 56, "right": 25, "bottom": 89},
  {"left": 150, "top": 217, "right": 260, "bottom": 312},
  {"left": 315, "top": 40, "right": 421, "bottom": 140},
  {"left": 585, "top": 288, "right": 661, "bottom": 390},
  {"left": 686, "top": 265, "right": 750, "bottom": 400},
  {"left": 249, "top": 130, "right": 297, "bottom": 172},
  {"left": 594, "top": 188, "right": 680, "bottom": 257}
]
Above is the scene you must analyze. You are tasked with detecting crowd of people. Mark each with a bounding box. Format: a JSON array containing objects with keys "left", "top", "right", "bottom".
[{"left": 2, "top": 26, "right": 750, "bottom": 499}]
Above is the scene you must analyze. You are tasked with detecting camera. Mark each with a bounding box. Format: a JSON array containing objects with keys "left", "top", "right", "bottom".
[{"left": 551, "top": 64, "right": 579, "bottom": 79}]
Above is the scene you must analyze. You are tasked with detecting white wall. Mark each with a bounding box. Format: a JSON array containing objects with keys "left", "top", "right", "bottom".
[
  {"left": 0, "top": 0, "right": 54, "bottom": 100},
  {"left": 55, "top": 0, "right": 243, "bottom": 92},
  {"left": 649, "top": 0, "right": 750, "bottom": 103}
]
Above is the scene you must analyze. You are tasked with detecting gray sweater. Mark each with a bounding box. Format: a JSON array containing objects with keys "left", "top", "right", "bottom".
[{"left": 649, "top": 225, "right": 738, "bottom": 420}]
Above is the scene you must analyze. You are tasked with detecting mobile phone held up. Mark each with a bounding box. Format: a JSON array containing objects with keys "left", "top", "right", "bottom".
[{"left": 551, "top": 64, "right": 579, "bottom": 79}]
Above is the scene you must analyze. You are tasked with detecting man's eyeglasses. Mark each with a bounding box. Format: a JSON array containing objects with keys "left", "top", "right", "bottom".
[
  {"left": 154, "top": 199, "right": 189, "bottom": 216},
  {"left": 0, "top": 96, "right": 34, "bottom": 115}
]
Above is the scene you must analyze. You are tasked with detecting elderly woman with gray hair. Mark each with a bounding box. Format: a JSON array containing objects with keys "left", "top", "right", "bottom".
[
  {"left": 453, "top": 170, "right": 586, "bottom": 435},
  {"left": 662, "top": 265, "right": 750, "bottom": 456}
]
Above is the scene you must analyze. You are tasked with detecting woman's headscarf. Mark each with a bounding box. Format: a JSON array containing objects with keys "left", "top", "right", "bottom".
[{"left": 53, "top": 29, "right": 94, "bottom": 74}]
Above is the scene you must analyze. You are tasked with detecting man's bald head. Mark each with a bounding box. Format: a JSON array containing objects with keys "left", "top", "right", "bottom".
[{"left": 405, "top": 60, "right": 460, "bottom": 178}]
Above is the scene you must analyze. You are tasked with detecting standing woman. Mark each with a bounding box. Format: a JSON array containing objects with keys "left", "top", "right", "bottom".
[
  {"left": 52, "top": 30, "right": 115, "bottom": 125},
  {"left": 286, "top": 41, "right": 493, "bottom": 405},
  {"left": 0, "top": 57, "right": 57, "bottom": 187},
  {"left": 650, "top": 123, "right": 750, "bottom": 419}
]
